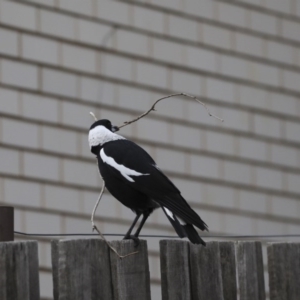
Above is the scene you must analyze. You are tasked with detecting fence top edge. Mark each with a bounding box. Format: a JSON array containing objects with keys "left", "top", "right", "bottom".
[
  {"left": 159, "top": 239, "right": 190, "bottom": 245},
  {"left": 50, "top": 238, "right": 149, "bottom": 245},
  {"left": 267, "top": 242, "right": 300, "bottom": 247},
  {"left": 50, "top": 238, "right": 108, "bottom": 243},
  {"left": 0, "top": 240, "right": 38, "bottom": 247}
]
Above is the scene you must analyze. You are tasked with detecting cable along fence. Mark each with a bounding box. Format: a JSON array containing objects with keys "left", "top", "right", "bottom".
[{"left": 1, "top": 238, "right": 300, "bottom": 300}]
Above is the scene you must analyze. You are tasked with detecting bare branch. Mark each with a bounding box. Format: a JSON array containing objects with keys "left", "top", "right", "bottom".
[
  {"left": 91, "top": 179, "right": 105, "bottom": 226},
  {"left": 117, "top": 93, "right": 224, "bottom": 129}
]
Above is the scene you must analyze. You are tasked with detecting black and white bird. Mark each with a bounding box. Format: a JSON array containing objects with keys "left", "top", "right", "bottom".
[{"left": 89, "top": 119, "right": 208, "bottom": 246}]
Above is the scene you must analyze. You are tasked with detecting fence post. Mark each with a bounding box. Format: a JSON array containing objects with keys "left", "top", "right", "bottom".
[
  {"left": 237, "top": 241, "right": 265, "bottom": 300},
  {"left": 219, "top": 242, "right": 237, "bottom": 300},
  {"left": 190, "top": 241, "right": 226, "bottom": 300},
  {"left": 160, "top": 240, "right": 192, "bottom": 300},
  {"left": 51, "top": 239, "right": 113, "bottom": 300},
  {"left": 110, "top": 240, "right": 151, "bottom": 300},
  {"left": 268, "top": 243, "right": 300, "bottom": 300},
  {"left": 0, "top": 206, "right": 14, "bottom": 242},
  {"left": 0, "top": 240, "right": 40, "bottom": 300}
]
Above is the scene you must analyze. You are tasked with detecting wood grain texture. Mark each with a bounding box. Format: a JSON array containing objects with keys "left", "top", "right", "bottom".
[
  {"left": 110, "top": 240, "right": 151, "bottom": 300},
  {"left": 51, "top": 239, "right": 113, "bottom": 300},
  {"left": 190, "top": 241, "right": 224, "bottom": 300},
  {"left": 160, "top": 240, "right": 192, "bottom": 300},
  {"left": 0, "top": 240, "right": 40, "bottom": 300},
  {"left": 237, "top": 241, "right": 265, "bottom": 300},
  {"left": 268, "top": 243, "right": 300, "bottom": 300},
  {"left": 27, "top": 241, "right": 40, "bottom": 300},
  {"left": 219, "top": 242, "right": 237, "bottom": 300},
  {"left": 51, "top": 240, "right": 59, "bottom": 300}
]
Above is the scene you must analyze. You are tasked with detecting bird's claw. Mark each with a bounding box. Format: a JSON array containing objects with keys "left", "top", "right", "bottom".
[{"left": 123, "top": 235, "right": 140, "bottom": 247}]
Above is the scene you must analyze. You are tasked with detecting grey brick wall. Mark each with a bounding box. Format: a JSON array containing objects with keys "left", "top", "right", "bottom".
[{"left": 0, "top": 0, "right": 300, "bottom": 299}]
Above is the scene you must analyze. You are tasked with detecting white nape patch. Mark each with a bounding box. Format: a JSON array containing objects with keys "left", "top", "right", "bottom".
[
  {"left": 89, "top": 125, "right": 125, "bottom": 148},
  {"left": 100, "top": 148, "right": 149, "bottom": 182},
  {"left": 164, "top": 207, "right": 175, "bottom": 220}
]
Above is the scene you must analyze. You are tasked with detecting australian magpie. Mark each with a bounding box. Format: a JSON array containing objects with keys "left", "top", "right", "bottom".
[{"left": 88, "top": 119, "right": 208, "bottom": 246}]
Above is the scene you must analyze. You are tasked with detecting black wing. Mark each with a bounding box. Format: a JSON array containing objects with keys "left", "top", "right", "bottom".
[
  {"left": 101, "top": 140, "right": 179, "bottom": 192},
  {"left": 101, "top": 140, "right": 208, "bottom": 231}
]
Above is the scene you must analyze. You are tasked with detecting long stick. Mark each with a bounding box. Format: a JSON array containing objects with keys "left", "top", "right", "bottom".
[{"left": 118, "top": 92, "right": 224, "bottom": 129}]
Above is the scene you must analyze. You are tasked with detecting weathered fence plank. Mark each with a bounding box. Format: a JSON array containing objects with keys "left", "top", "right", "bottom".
[
  {"left": 160, "top": 240, "right": 237, "bottom": 300},
  {"left": 51, "top": 240, "right": 59, "bottom": 300},
  {"left": 237, "top": 241, "right": 265, "bottom": 300},
  {"left": 0, "top": 240, "right": 40, "bottom": 300},
  {"left": 160, "top": 240, "right": 192, "bottom": 300},
  {"left": 110, "top": 240, "right": 151, "bottom": 300},
  {"left": 219, "top": 242, "right": 237, "bottom": 300},
  {"left": 268, "top": 243, "right": 300, "bottom": 300},
  {"left": 28, "top": 241, "right": 40, "bottom": 300},
  {"left": 190, "top": 241, "right": 225, "bottom": 300},
  {"left": 51, "top": 239, "right": 113, "bottom": 300}
]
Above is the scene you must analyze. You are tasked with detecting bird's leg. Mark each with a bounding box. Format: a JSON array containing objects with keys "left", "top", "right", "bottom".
[
  {"left": 123, "top": 213, "right": 142, "bottom": 244},
  {"left": 125, "top": 212, "right": 151, "bottom": 248},
  {"left": 133, "top": 212, "right": 150, "bottom": 238}
]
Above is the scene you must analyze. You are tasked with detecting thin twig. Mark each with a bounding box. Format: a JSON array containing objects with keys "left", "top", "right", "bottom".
[
  {"left": 91, "top": 179, "right": 105, "bottom": 227},
  {"left": 91, "top": 180, "right": 138, "bottom": 259},
  {"left": 90, "top": 112, "right": 98, "bottom": 121},
  {"left": 118, "top": 93, "right": 224, "bottom": 129}
]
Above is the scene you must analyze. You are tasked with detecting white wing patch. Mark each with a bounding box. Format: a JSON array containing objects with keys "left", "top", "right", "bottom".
[{"left": 100, "top": 148, "right": 149, "bottom": 182}]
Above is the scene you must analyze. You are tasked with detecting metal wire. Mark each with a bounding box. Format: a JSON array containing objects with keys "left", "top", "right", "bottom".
[{"left": 14, "top": 231, "right": 300, "bottom": 239}]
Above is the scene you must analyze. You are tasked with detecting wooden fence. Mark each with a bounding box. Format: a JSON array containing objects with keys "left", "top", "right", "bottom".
[{"left": 1, "top": 238, "right": 300, "bottom": 300}]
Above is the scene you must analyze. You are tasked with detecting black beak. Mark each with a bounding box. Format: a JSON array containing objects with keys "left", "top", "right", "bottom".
[{"left": 112, "top": 125, "right": 119, "bottom": 132}]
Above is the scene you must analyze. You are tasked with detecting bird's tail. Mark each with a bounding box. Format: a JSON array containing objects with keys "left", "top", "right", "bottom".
[
  {"left": 183, "top": 224, "right": 206, "bottom": 246},
  {"left": 162, "top": 207, "right": 186, "bottom": 238},
  {"left": 161, "top": 206, "right": 206, "bottom": 246}
]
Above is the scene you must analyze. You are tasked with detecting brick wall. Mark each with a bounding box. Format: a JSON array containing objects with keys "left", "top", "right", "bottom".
[{"left": 0, "top": 0, "right": 299, "bottom": 298}]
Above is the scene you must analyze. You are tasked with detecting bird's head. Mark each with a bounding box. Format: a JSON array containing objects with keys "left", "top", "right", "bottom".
[{"left": 88, "top": 119, "right": 121, "bottom": 155}]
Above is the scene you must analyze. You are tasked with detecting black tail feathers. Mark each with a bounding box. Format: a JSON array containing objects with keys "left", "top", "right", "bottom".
[
  {"left": 162, "top": 207, "right": 186, "bottom": 238},
  {"left": 161, "top": 206, "right": 206, "bottom": 246},
  {"left": 183, "top": 224, "right": 206, "bottom": 246}
]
